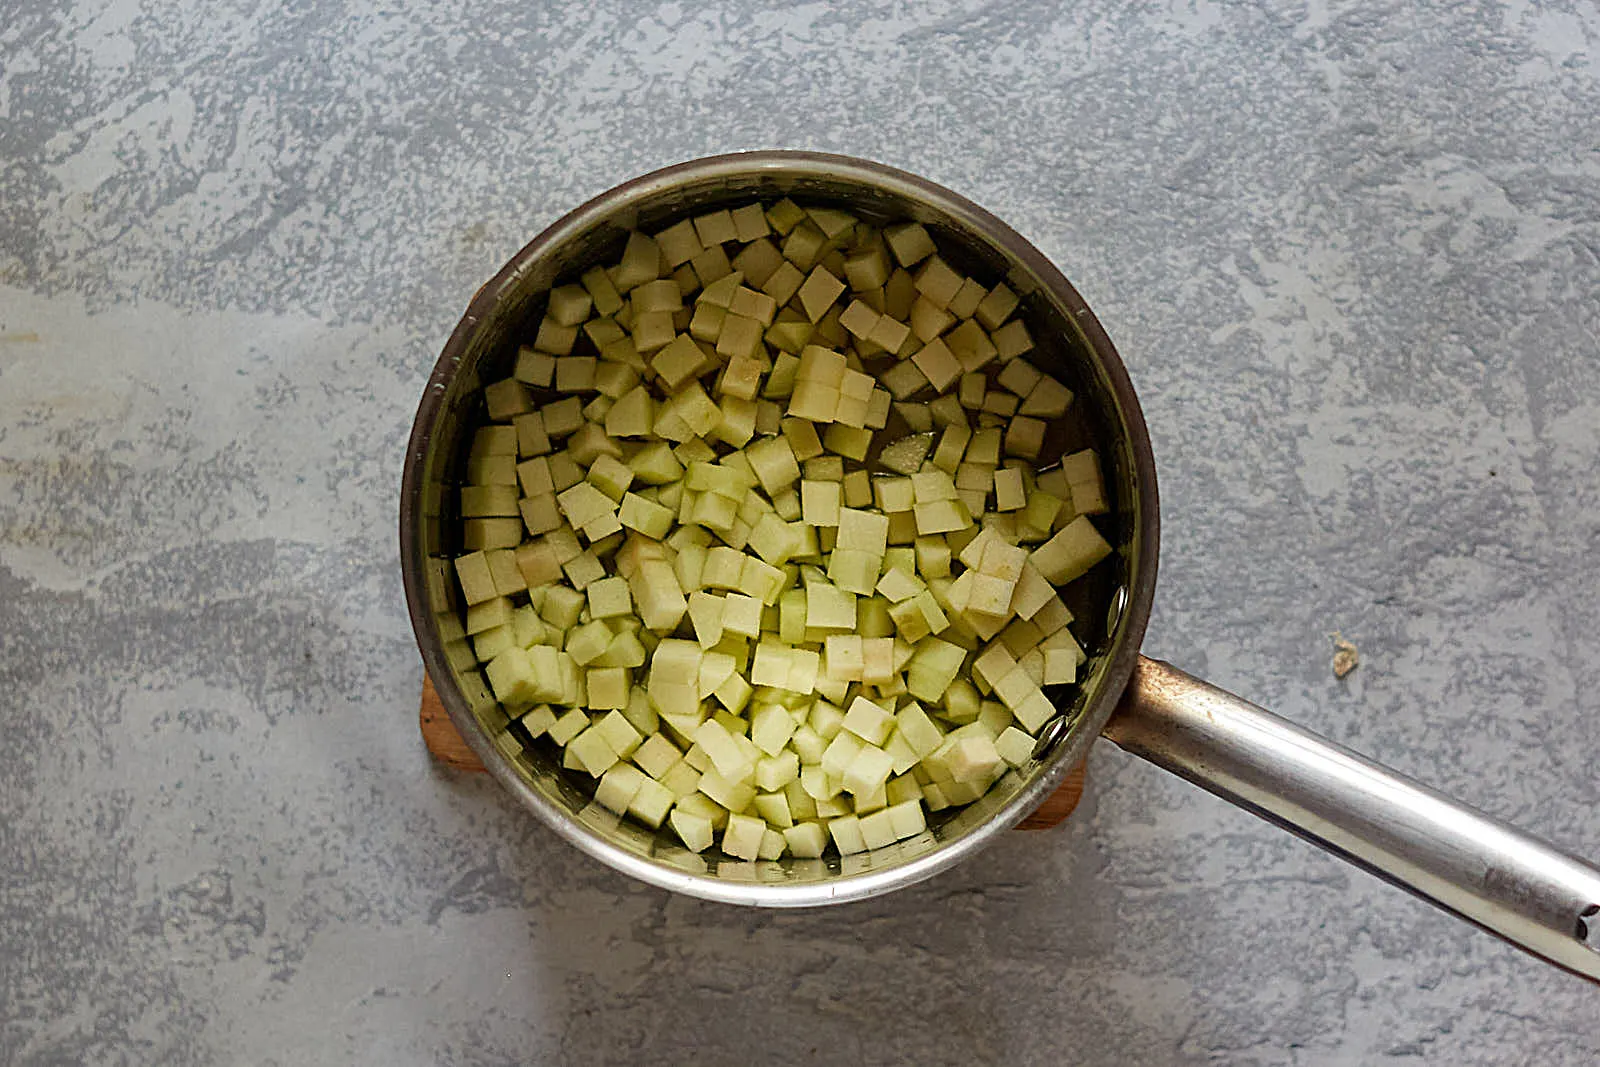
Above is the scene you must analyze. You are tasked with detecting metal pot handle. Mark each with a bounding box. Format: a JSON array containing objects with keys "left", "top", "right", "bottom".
[{"left": 1103, "top": 656, "right": 1600, "bottom": 982}]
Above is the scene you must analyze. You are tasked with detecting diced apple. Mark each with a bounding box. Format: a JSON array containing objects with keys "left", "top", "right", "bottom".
[{"left": 1030, "top": 516, "right": 1113, "bottom": 584}]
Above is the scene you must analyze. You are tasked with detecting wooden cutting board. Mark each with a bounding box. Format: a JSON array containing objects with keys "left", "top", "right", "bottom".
[{"left": 420, "top": 674, "right": 1085, "bottom": 830}]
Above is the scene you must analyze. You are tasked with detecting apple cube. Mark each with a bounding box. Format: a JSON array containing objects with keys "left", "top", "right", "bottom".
[
  {"left": 566, "top": 726, "right": 620, "bottom": 777},
  {"left": 541, "top": 706, "right": 587, "bottom": 746},
  {"left": 967, "top": 573, "right": 1016, "bottom": 618},
  {"left": 836, "top": 507, "right": 889, "bottom": 556},
  {"left": 946, "top": 277, "right": 985, "bottom": 320},
  {"left": 745, "top": 436, "right": 801, "bottom": 495},
  {"left": 804, "top": 581, "right": 856, "bottom": 630},
  {"left": 937, "top": 733, "right": 1001, "bottom": 784},
  {"left": 913, "top": 256, "right": 964, "bottom": 308},
  {"left": 827, "top": 815, "right": 868, "bottom": 855},
  {"left": 893, "top": 703, "right": 944, "bottom": 758},
  {"left": 465, "top": 596, "right": 513, "bottom": 637},
  {"left": 756, "top": 750, "right": 801, "bottom": 793},
  {"left": 910, "top": 337, "right": 961, "bottom": 393},
  {"left": 1021, "top": 375, "right": 1073, "bottom": 418},
  {"left": 721, "top": 592, "right": 764, "bottom": 638},
  {"left": 720, "top": 813, "right": 765, "bottom": 861},
  {"left": 1030, "top": 516, "right": 1113, "bottom": 584},
  {"left": 694, "top": 718, "right": 755, "bottom": 781},
  {"left": 913, "top": 499, "right": 971, "bottom": 535},
  {"left": 668, "top": 807, "right": 715, "bottom": 853},
  {"left": 885, "top": 222, "right": 936, "bottom": 267},
  {"left": 592, "top": 709, "right": 642, "bottom": 758},
  {"left": 626, "top": 732, "right": 680, "bottom": 780},
  {"left": 622, "top": 778, "right": 672, "bottom": 829},
  {"left": 483, "top": 646, "right": 542, "bottom": 706},
  {"left": 594, "top": 763, "right": 646, "bottom": 815},
  {"left": 1043, "top": 647, "right": 1078, "bottom": 685},
  {"left": 974, "top": 282, "right": 1019, "bottom": 330},
  {"left": 580, "top": 575, "right": 629, "bottom": 619},
  {"left": 783, "top": 821, "right": 828, "bottom": 858},
  {"left": 799, "top": 479, "right": 841, "bottom": 527},
  {"left": 875, "top": 566, "right": 922, "bottom": 604},
  {"left": 454, "top": 551, "right": 499, "bottom": 606},
  {"left": 906, "top": 638, "right": 965, "bottom": 702},
  {"left": 823, "top": 635, "right": 864, "bottom": 681},
  {"left": 780, "top": 417, "right": 824, "bottom": 461},
  {"left": 738, "top": 555, "right": 787, "bottom": 605},
  {"left": 586, "top": 667, "right": 631, "bottom": 711},
  {"left": 843, "top": 745, "right": 895, "bottom": 799},
  {"left": 750, "top": 703, "right": 798, "bottom": 757},
  {"left": 886, "top": 798, "right": 927, "bottom": 840},
  {"left": 827, "top": 549, "right": 880, "bottom": 595},
  {"left": 993, "top": 466, "right": 1027, "bottom": 512},
  {"left": 841, "top": 696, "right": 895, "bottom": 746},
  {"left": 752, "top": 791, "right": 793, "bottom": 831}
]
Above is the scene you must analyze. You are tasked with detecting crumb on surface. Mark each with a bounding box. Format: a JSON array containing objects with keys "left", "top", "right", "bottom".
[{"left": 1331, "top": 632, "right": 1359, "bottom": 679}]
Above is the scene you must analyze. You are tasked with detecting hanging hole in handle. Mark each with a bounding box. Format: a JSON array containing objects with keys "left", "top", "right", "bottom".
[{"left": 1574, "top": 904, "right": 1600, "bottom": 949}]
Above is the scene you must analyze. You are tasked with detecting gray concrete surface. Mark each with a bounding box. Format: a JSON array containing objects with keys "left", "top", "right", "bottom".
[{"left": 4, "top": 1, "right": 1599, "bottom": 1063}]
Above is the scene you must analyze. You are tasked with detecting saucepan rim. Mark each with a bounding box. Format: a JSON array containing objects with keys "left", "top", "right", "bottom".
[{"left": 399, "top": 150, "right": 1160, "bottom": 905}]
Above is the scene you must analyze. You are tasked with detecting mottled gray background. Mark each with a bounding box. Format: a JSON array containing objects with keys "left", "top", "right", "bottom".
[{"left": 3, "top": 0, "right": 1599, "bottom": 1063}]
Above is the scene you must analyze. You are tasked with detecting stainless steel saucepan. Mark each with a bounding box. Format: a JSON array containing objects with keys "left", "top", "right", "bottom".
[{"left": 400, "top": 151, "right": 1600, "bottom": 982}]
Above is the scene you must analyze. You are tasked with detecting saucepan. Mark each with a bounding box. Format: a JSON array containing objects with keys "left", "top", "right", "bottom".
[{"left": 399, "top": 151, "right": 1600, "bottom": 981}]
